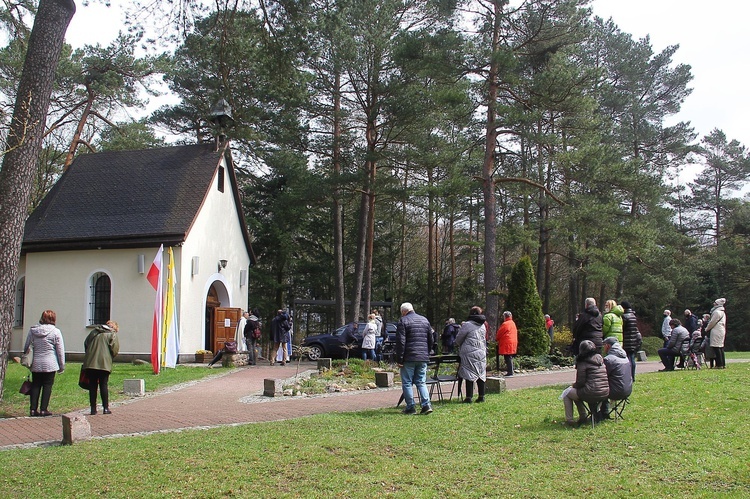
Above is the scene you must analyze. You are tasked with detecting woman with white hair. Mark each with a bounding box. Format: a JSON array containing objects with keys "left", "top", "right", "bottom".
[{"left": 705, "top": 298, "right": 727, "bottom": 368}]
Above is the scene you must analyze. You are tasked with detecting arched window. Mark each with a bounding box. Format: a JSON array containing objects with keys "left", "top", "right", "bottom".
[
  {"left": 13, "top": 277, "right": 25, "bottom": 327},
  {"left": 89, "top": 272, "right": 111, "bottom": 325}
]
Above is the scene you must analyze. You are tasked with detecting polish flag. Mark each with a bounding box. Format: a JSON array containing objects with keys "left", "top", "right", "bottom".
[{"left": 147, "top": 245, "right": 164, "bottom": 374}]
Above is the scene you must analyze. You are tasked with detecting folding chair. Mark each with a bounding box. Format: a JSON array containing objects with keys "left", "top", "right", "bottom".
[
  {"left": 582, "top": 398, "right": 607, "bottom": 428},
  {"left": 607, "top": 397, "right": 630, "bottom": 421},
  {"left": 427, "top": 355, "right": 461, "bottom": 403}
]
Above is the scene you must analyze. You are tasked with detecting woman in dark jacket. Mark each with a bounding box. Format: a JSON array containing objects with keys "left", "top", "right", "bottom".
[
  {"left": 82, "top": 320, "right": 120, "bottom": 415},
  {"left": 561, "top": 340, "right": 609, "bottom": 426},
  {"left": 23, "top": 310, "right": 65, "bottom": 417}
]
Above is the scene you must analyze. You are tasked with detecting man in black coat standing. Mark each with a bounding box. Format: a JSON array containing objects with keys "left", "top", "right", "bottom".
[
  {"left": 270, "top": 310, "right": 291, "bottom": 366},
  {"left": 396, "top": 302, "right": 434, "bottom": 415},
  {"left": 572, "top": 297, "right": 603, "bottom": 355}
]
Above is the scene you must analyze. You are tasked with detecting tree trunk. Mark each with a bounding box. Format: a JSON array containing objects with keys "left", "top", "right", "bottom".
[
  {"left": 481, "top": 1, "right": 503, "bottom": 333},
  {"left": 0, "top": 0, "right": 76, "bottom": 400},
  {"left": 332, "top": 71, "right": 345, "bottom": 327},
  {"left": 349, "top": 185, "right": 368, "bottom": 322},
  {"left": 427, "top": 167, "right": 435, "bottom": 322},
  {"left": 448, "top": 210, "right": 456, "bottom": 319}
]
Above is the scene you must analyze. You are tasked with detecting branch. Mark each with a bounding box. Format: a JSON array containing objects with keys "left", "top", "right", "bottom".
[{"left": 472, "top": 176, "right": 566, "bottom": 205}]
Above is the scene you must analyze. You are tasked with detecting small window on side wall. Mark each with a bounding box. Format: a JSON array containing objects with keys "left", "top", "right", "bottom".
[
  {"left": 218, "top": 166, "right": 225, "bottom": 192},
  {"left": 14, "top": 277, "right": 25, "bottom": 327},
  {"left": 89, "top": 272, "right": 111, "bottom": 325}
]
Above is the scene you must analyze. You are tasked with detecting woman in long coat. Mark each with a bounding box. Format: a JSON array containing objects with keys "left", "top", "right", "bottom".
[
  {"left": 705, "top": 298, "right": 727, "bottom": 368},
  {"left": 495, "top": 311, "right": 518, "bottom": 376},
  {"left": 455, "top": 306, "right": 487, "bottom": 403},
  {"left": 82, "top": 320, "right": 120, "bottom": 414}
]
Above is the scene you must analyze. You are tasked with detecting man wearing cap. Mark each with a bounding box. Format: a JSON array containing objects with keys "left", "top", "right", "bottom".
[{"left": 600, "top": 336, "right": 633, "bottom": 420}]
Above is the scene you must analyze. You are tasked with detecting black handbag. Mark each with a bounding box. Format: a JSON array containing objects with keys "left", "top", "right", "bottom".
[
  {"left": 78, "top": 368, "right": 90, "bottom": 389},
  {"left": 19, "top": 378, "right": 32, "bottom": 396}
]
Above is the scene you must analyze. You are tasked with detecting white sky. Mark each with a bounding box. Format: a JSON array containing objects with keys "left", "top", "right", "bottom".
[{"left": 66, "top": 1, "right": 750, "bottom": 150}]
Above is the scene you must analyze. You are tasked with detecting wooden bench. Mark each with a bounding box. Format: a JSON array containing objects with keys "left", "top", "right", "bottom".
[{"left": 397, "top": 355, "right": 461, "bottom": 406}]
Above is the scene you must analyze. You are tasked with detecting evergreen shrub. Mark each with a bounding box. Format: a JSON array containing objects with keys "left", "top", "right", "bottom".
[
  {"left": 640, "top": 336, "right": 662, "bottom": 358},
  {"left": 506, "top": 256, "right": 548, "bottom": 356}
]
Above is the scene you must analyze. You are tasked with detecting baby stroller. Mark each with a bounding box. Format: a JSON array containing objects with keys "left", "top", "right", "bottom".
[{"left": 685, "top": 333, "right": 703, "bottom": 370}]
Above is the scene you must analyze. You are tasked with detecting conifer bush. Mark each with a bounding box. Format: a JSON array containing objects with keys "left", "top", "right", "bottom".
[{"left": 506, "top": 256, "right": 549, "bottom": 356}]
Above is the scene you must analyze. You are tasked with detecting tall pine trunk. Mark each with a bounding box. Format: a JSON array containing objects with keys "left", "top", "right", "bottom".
[
  {"left": 0, "top": 0, "right": 76, "bottom": 399},
  {"left": 481, "top": 1, "right": 503, "bottom": 333},
  {"left": 332, "top": 71, "right": 345, "bottom": 326}
]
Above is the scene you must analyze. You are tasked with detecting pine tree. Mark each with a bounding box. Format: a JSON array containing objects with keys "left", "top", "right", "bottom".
[{"left": 506, "top": 256, "right": 548, "bottom": 356}]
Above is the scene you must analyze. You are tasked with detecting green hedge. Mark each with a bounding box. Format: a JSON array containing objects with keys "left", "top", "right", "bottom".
[{"left": 641, "top": 336, "right": 662, "bottom": 358}]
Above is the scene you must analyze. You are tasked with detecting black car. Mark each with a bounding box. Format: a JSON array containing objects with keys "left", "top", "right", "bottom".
[{"left": 300, "top": 322, "right": 397, "bottom": 360}]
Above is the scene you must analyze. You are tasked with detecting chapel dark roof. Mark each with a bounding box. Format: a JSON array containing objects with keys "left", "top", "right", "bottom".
[{"left": 22, "top": 143, "right": 253, "bottom": 258}]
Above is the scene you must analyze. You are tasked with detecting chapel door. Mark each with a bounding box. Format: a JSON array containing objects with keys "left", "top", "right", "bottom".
[{"left": 214, "top": 307, "right": 242, "bottom": 353}]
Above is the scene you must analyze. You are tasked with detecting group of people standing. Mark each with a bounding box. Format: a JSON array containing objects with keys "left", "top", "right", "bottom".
[
  {"left": 658, "top": 298, "right": 728, "bottom": 370},
  {"left": 572, "top": 297, "right": 642, "bottom": 381},
  {"left": 23, "top": 309, "right": 118, "bottom": 417},
  {"left": 397, "top": 303, "right": 524, "bottom": 415}
]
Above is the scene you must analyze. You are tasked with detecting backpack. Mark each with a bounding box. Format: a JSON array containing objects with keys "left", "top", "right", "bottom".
[{"left": 245, "top": 320, "right": 262, "bottom": 340}]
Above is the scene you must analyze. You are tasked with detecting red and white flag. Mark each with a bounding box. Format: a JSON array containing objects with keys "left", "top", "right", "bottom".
[{"left": 147, "top": 245, "right": 164, "bottom": 374}]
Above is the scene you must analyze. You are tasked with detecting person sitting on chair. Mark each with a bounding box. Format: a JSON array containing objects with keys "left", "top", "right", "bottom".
[
  {"left": 658, "top": 319, "right": 689, "bottom": 371},
  {"left": 561, "top": 340, "right": 609, "bottom": 426},
  {"left": 599, "top": 336, "right": 633, "bottom": 420}
]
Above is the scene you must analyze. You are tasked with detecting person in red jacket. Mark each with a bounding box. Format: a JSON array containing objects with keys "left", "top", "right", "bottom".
[{"left": 495, "top": 311, "right": 518, "bottom": 377}]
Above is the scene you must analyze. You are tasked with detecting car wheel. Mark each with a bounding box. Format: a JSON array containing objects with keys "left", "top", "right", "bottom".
[{"left": 306, "top": 344, "right": 323, "bottom": 360}]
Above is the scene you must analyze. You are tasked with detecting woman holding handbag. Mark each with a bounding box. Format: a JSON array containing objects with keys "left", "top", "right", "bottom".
[
  {"left": 23, "top": 310, "right": 65, "bottom": 417},
  {"left": 82, "top": 320, "right": 120, "bottom": 414}
]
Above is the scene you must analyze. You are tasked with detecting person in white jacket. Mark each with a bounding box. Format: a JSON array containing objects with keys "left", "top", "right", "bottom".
[
  {"left": 705, "top": 298, "right": 727, "bottom": 368},
  {"left": 361, "top": 314, "right": 379, "bottom": 362},
  {"left": 661, "top": 309, "right": 672, "bottom": 347}
]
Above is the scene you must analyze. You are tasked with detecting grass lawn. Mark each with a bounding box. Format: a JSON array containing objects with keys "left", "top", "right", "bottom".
[
  {"left": 0, "top": 361, "right": 748, "bottom": 497},
  {"left": 0, "top": 361, "right": 223, "bottom": 418}
]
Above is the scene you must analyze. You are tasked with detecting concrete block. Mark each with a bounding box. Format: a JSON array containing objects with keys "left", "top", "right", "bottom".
[
  {"left": 375, "top": 371, "right": 394, "bottom": 388},
  {"left": 62, "top": 414, "right": 91, "bottom": 445},
  {"left": 637, "top": 350, "right": 647, "bottom": 362},
  {"left": 485, "top": 376, "right": 507, "bottom": 394},
  {"left": 317, "top": 358, "right": 332, "bottom": 370},
  {"left": 123, "top": 378, "right": 145, "bottom": 397},
  {"left": 264, "top": 378, "right": 284, "bottom": 397}
]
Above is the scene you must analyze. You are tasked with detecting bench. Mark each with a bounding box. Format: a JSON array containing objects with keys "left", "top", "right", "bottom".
[{"left": 397, "top": 355, "right": 461, "bottom": 406}]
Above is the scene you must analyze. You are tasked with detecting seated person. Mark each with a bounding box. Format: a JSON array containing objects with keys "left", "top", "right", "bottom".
[
  {"left": 561, "top": 340, "right": 609, "bottom": 426},
  {"left": 658, "top": 319, "right": 689, "bottom": 371},
  {"left": 599, "top": 336, "right": 633, "bottom": 420}
]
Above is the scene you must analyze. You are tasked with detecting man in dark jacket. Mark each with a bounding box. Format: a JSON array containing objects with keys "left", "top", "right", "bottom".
[
  {"left": 658, "top": 319, "right": 689, "bottom": 371},
  {"left": 572, "top": 297, "right": 603, "bottom": 355},
  {"left": 396, "top": 302, "right": 434, "bottom": 415},
  {"left": 620, "top": 301, "right": 642, "bottom": 381},
  {"left": 270, "top": 310, "right": 291, "bottom": 366}
]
